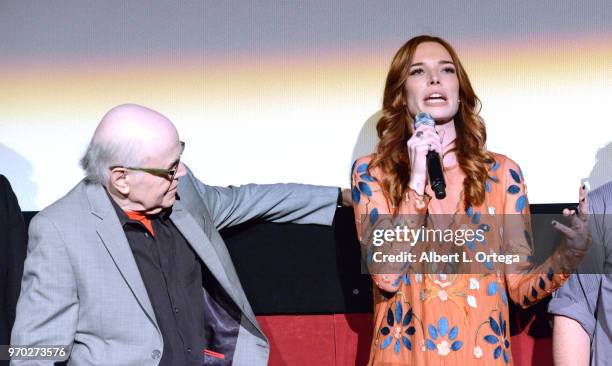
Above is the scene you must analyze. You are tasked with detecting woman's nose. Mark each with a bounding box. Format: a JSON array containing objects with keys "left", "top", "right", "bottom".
[{"left": 428, "top": 72, "right": 440, "bottom": 85}]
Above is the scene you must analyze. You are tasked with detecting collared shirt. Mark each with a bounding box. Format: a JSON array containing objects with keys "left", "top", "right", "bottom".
[
  {"left": 549, "top": 181, "right": 612, "bottom": 365},
  {"left": 110, "top": 197, "right": 206, "bottom": 366}
]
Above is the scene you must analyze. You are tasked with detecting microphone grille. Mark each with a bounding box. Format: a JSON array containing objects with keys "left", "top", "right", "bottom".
[{"left": 414, "top": 112, "right": 435, "bottom": 129}]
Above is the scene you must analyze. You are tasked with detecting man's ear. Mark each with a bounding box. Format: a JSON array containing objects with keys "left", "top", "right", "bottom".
[{"left": 109, "top": 168, "right": 130, "bottom": 195}]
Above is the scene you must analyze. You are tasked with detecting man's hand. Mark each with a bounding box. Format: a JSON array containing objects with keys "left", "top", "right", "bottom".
[{"left": 552, "top": 184, "right": 592, "bottom": 270}]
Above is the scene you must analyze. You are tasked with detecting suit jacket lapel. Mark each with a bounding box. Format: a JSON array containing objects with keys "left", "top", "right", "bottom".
[
  {"left": 171, "top": 201, "right": 265, "bottom": 335},
  {"left": 169, "top": 202, "right": 244, "bottom": 309},
  {"left": 85, "top": 183, "right": 158, "bottom": 328},
  {"left": 172, "top": 203, "right": 269, "bottom": 342}
]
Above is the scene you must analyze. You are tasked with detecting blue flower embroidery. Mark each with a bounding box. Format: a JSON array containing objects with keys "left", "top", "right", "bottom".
[
  {"left": 515, "top": 195, "right": 527, "bottom": 213},
  {"left": 472, "top": 211, "right": 481, "bottom": 225},
  {"left": 466, "top": 239, "right": 476, "bottom": 251},
  {"left": 425, "top": 316, "right": 463, "bottom": 356},
  {"left": 509, "top": 169, "right": 521, "bottom": 184},
  {"left": 507, "top": 185, "right": 520, "bottom": 194},
  {"left": 380, "top": 301, "right": 415, "bottom": 353},
  {"left": 478, "top": 224, "right": 491, "bottom": 232},
  {"left": 360, "top": 173, "right": 376, "bottom": 182},
  {"left": 484, "top": 313, "right": 510, "bottom": 363},
  {"left": 351, "top": 187, "right": 361, "bottom": 204},
  {"left": 358, "top": 181, "right": 372, "bottom": 197},
  {"left": 491, "top": 160, "right": 499, "bottom": 172},
  {"left": 547, "top": 267, "right": 554, "bottom": 281},
  {"left": 352, "top": 161, "right": 378, "bottom": 208},
  {"left": 486, "top": 160, "right": 501, "bottom": 191},
  {"left": 369, "top": 208, "right": 379, "bottom": 225},
  {"left": 391, "top": 274, "right": 410, "bottom": 288},
  {"left": 486, "top": 282, "right": 498, "bottom": 296},
  {"left": 506, "top": 167, "right": 526, "bottom": 213}
]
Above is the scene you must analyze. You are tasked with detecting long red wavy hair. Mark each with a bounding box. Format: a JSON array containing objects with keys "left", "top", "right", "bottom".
[{"left": 369, "top": 35, "right": 494, "bottom": 211}]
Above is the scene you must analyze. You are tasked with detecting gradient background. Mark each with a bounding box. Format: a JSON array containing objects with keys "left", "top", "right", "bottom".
[{"left": 1, "top": 1, "right": 611, "bottom": 211}]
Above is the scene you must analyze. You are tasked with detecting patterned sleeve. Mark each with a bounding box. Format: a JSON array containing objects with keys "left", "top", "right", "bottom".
[
  {"left": 500, "top": 157, "right": 571, "bottom": 308},
  {"left": 350, "top": 156, "right": 428, "bottom": 293}
]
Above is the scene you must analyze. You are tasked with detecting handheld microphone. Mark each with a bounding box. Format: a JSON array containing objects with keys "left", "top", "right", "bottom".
[{"left": 414, "top": 112, "right": 446, "bottom": 199}]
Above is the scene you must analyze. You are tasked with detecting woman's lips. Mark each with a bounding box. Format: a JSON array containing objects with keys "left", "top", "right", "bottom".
[
  {"left": 423, "top": 92, "right": 448, "bottom": 106},
  {"left": 424, "top": 92, "right": 447, "bottom": 101}
]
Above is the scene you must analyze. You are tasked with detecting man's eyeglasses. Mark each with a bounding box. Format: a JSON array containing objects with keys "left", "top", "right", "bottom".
[{"left": 110, "top": 141, "right": 185, "bottom": 181}]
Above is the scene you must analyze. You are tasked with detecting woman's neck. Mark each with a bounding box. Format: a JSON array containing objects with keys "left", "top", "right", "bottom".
[{"left": 435, "top": 120, "right": 458, "bottom": 167}]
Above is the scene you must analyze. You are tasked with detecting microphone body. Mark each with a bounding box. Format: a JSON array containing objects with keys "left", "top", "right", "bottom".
[{"left": 414, "top": 112, "right": 446, "bottom": 199}]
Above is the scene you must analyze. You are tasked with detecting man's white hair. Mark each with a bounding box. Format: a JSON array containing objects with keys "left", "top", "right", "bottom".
[{"left": 79, "top": 140, "right": 144, "bottom": 185}]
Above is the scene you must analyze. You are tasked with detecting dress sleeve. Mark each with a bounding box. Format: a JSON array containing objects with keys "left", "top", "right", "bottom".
[
  {"left": 350, "top": 156, "right": 427, "bottom": 293},
  {"left": 500, "top": 157, "right": 572, "bottom": 308}
]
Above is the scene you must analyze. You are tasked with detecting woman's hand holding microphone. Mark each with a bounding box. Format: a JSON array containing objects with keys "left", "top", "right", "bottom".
[{"left": 407, "top": 123, "right": 442, "bottom": 196}]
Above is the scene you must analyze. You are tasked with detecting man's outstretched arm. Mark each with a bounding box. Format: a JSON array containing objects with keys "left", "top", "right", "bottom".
[{"left": 179, "top": 165, "right": 344, "bottom": 230}]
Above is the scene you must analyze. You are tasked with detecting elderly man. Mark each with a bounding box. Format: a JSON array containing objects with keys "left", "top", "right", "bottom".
[
  {"left": 549, "top": 181, "right": 612, "bottom": 366},
  {"left": 11, "top": 104, "right": 346, "bottom": 365}
]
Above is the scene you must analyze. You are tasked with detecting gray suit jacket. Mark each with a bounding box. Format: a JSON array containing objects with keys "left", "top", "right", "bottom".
[{"left": 11, "top": 168, "right": 338, "bottom": 365}]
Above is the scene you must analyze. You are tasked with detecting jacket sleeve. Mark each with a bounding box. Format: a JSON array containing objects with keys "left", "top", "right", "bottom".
[
  {"left": 10, "top": 213, "right": 77, "bottom": 365},
  {"left": 179, "top": 165, "right": 339, "bottom": 231}
]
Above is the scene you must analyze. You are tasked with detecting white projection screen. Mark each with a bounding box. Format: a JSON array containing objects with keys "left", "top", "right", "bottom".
[{"left": 1, "top": 1, "right": 611, "bottom": 211}]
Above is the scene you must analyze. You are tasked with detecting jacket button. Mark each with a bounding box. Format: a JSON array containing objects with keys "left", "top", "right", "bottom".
[{"left": 151, "top": 349, "right": 161, "bottom": 359}]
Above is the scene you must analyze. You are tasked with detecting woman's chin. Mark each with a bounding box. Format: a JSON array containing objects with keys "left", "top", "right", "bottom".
[{"left": 433, "top": 116, "right": 454, "bottom": 125}]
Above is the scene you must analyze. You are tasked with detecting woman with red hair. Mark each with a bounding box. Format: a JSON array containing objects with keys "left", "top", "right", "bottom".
[{"left": 351, "top": 35, "right": 590, "bottom": 365}]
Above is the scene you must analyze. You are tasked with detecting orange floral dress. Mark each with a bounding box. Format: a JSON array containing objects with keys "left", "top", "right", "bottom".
[{"left": 350, "top": 153, "right": 570, "bottom": 365}]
